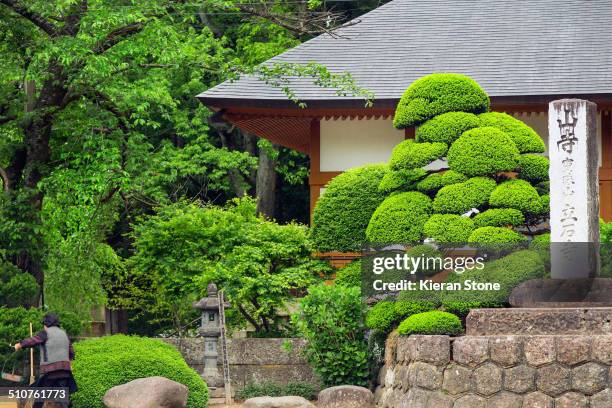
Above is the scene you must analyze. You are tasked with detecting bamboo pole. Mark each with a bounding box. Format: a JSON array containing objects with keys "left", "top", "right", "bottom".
[{"left": 29, "top": 323, "right": 34, "bottom": 385}]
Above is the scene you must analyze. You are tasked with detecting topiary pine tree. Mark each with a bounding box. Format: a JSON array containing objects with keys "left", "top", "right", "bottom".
[{"left": 365, "top": 73, "right": 549, "bottom": 245}]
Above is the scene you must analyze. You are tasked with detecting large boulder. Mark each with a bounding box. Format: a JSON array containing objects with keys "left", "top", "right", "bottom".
[
  {"left": 318, "top": 385, "right": 374, "bottom": 408},
  {"left": 243, "top": 396, "right": 316, "bottom": 408},
  {"left": 102, "top": 376, "right": 188, "bottom": 408}
]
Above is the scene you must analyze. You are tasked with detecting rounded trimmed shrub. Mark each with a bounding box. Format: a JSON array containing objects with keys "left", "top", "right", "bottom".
[
  {"left": 489, "top": 179, "right": 543, "bottom": 215},
  {"left": 473, "top": 208, "right": 525, "bottom": 228},
  {"left": 379, "top": 168, "right": 427, "bottom": 193},
  {"left": 393, "top": 73, "right": 490, "bottom": 128},
  {"left": 366, "top": 192, "right": 432, "bottom": 243},
  {"left": 335, "top": 260, "right": 361, "bottom": 287},
  {"left": 389, "top": 140, "right": 447, "bottom": 170},
  {"left": 447, "top": 127, "right": 520, "bottom": 177},
  {"left": 397, "top": 286, "right": 442, "bottom": 307},
  {"left": 433, "top": 177, "right": 496, "bottom": 214},
  {"left": 415, "top": 112, "right": 481, "bottom": 145},
  {"left": 538, "top": 194, "right": 550, "bottom": 215},
  {"left": 0, "top": 262, "right": 38, "bottom": 308},
  {"left": 366, "top": 300, "right": 437, "bottom": 333},
  {"left": 467, "top": 226, "right": 527, "bottom": 244},
  {"left": 517, "top": 154, "right": 549, "bottom": 183},
  {"left": 72, "top": 335, "right": 208, "bottom": 408},
  {"left": 416, "top": 170, "right": 467, "bottom": 195},
  {"left": 478, "top": 112, "right": 545, "bottom": 153},
  {"left": 311, "top": 164, "right": 387, "bottom": 252},
  {"left": 397, "top": 311, "right": 463, "bottom": 336},
  {"left": 535, "top": 180, "right": 550, "bottom": 195},
  {"left": 406, "top": 244, "right": 445, "bottom": 276},
  {"left": 423, "top": 214, "right": 475, "bottom": 243}
]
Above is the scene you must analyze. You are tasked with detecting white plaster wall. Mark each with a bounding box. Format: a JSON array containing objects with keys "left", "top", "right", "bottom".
[
  {"left": 513, "top": 111, "right": 602, "bottom": 166},
  {"left": 320, "top": 117, "right": 404, "bottom": 172}
]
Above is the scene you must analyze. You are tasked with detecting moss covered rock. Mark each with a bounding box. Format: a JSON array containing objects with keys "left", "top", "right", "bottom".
[
  {"left": 478, "top": 112, "right": 545, "bottom": 153},
  {"left": 311, "top": 164, "right": 387, "bottom": 252},
  {"left": 489, "top": 179, "right": 543, "bottom": 215},
  {"left": 467, "top": 226, "right": 527, "bottom": 244},
  {"left": 397, "top": 311, "right": 463, "bottom": 336},
  {"left": 366, "top": 191, "right": 432, "bottom": 243},
  {"left": 433, "top": 177, "right": 496, "bottom": 214},
  {"left": 423, "top": 214, "right": 475, "bottom": 243},
  {"left": 473, "top": 208, "right": 525, "bottom": 228},
  {"left": 393, "top": 73, "right": 490, "bottom": 128},
  {"left": 389, "top": 139, "right": 447, "bottom": 170},
  {"left": 416, "top": 170, "right": 468, "bottom": 195},
  {"left": 415, "top": 111, "right": 481, "bottom": 145},
  {"left": 447, "top": 127, "right": 520, "bottom": 177},
  {"left": 379, "top": 168, "right": 427, "bottom": 193},
  {"left": 517, "top": 154, "right": 549, "bottom": 183}
]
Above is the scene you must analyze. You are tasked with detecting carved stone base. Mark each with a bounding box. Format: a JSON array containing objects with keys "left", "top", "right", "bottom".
[{"left": 509, "top": 278, "right": 612, "bottom": 308}]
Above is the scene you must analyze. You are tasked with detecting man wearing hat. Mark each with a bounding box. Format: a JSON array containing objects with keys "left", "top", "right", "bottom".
[{"left": 14, "top": 313, "right": 78, "bottom": 408}]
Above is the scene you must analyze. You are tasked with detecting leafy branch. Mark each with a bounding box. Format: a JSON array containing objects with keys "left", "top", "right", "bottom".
[{"left": 0, "top": 0, "right": 58, "bottom": 37}]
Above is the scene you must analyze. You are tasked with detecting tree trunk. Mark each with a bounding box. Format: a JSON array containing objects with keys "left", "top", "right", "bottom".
[{"left": 256, "top": 143, "right": 278, "bottom": 219}]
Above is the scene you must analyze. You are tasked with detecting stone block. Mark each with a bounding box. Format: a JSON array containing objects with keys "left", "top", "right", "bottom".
[
  {"left": 555, "top": 392, "right": 589, "bottom": 408},
  {"left": 556, "top": 336, "right": 591, "bottom": 366},
  {"left": 571, "top": 362, "right": 608, "bottom": 395},
  {"left": 408, "top": 335, "right": 450, "bottom": 366},
  {"left": 425, "top": 392, "right": 454, "bottom": 408},
  {"left": 399, "top": 388, "right": 430, "bottom": 408},
  {"left": 592, "top": 336, "right": 612, "bottom": 364},
  {"left": 228, "top": 338, "right": 309, "bottom": 365},
  {"left": 591, "top": 388, "right": 612, "bottom": 408},
  {"left": 487, "top": 392, "right": 522, "bottom": 408},
  {"left": 409, "top": 362, "right": 442, "bottom": 390},
  {"left": 243, "top": 396, "right": 315, "bottom": 408},
  {"left": 443, "top": 364, "right": 472, "bottom": 395},
  {"left": 453, "top": 395, "right": 486, "bottom": 408},
  {"left": 536, "top": 364, "right": 571, "bottom": 397},
  {"left": 524, "top": 337, "right": 555, "bottom": 366},
  {"left": 523, "top": 391, "right": 553, "bottom": 408},
  {"left": 384, "top": 365, "right": 395, "bottom": 388},
  {"left": 453, "top": 337, "right": 489, "bottom": 367},
  {"left": 395, "top": 337, "right": 411, "bottom": 363},
  {"left": 395, "top": 365, "right": 410, "bottom": 391},
  {"left": 504, "top": 365, "right": 536, "bottom": 394},
  {"left": 392, "top": 365, "right": 403, "bottom": 389},
  {"left": 489, "top": 336, "right": 522, "bottom": 367},
  {"left": 318, "top": 385, "right": 373, "bottom": 408},
  {"left": 377, "top": 366, "right": 388, "bottom": 387},
  {"left": 473, "top": 363, "right": 502, "bottom": 396}
]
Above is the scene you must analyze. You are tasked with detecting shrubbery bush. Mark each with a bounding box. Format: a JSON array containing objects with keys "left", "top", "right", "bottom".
[
  {"left": 478, "top": 112, "right": 545, "bottom": 153},
  {"left": 517, "top": 154, "right": 549, "bottom": 183},
  {"left": 366, "top": 192, "right": 432, "bottom": 243},
  {"left": 473, "top": 208, "right": 525, "bottom": 228},
  {"left": 393, "top": 73, "right": 490, "bottom": 128},
  {"left": 0, "top": 262, "right": 38, "bottom": 308},
  {"left": 447, "top": 127, "right": 520, "bottom": 177},
  {"left": 397, "top": 311, "right": 463, "bottom": 336},
  {"left": 489, "top": 179, "right": 543, "bottom": 215},
  {"left": 366, "top": 300, "right": 435, "bottom": 333},
  {"left": 416, "top": 170, "right": 467, "bottom": 195},
  {"left": 293, "top": 284, "right": 369, "bottom": 387},
  {"left": 335, "top": 260, "right": 361, "bottom": 287},
  {"left": 467, "top": 226, "right": 526, "bottom": 244},
  {"left": 396, "top": 286, "right": 442, "bottom": 308},
  {"left": 423, "top": 214, "right": 475, "bottom": 243},
  {"left": 379, "top": 169, "right": 427, "bottom": 193},
  {"left": 433, "top": 177, "right": 496, "bottom": 214},
  {"left": 311, "top": 164, "right": 387, "bottom": 252},
  {"left": 406, "top": 244, "right": 445, "bottom": 276},
  {"left": 415, "top": 112, "right": 480, "bottom": 145},
  {"left": 236, "top": 382, "right": 317, "bottom": 401},
  {"left": 72, "top": 335, "right": 208, "bottom": 408},
  {"left": 389, "top": 140, "right": 447, "bottom": 170}
]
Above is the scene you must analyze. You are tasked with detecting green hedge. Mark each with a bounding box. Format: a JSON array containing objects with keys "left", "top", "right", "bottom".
[
  {"left": 489, "top": 179, "right": 543, "bottom": 215},
  {"left": 0, "top": 262, "right": 38, "bottom": 308},
  {"left": 397, "top": 311, "right": 463, "bottom": 336},
  {"left": 379, "top": 168, "right": 427, "bottom": 193},
  {"left": 406, "top": 244, "right": 445, "bottom": 276},
  {"left": 236, "top": 382, "right": 317, "bottom": 401},
  {"left": 335, "top": 260, "right": 361, "bottom": 288},
  {"left": 467, "top": 226, "right": 526, "bottom": 244},
  {"left": 433, "top": 177, "right": 496, "bottom": 214},
  {"left": 311, "top": 164, "right": 387, "bottom": 252},
  {"left": 366, "top": 300, "right": 436, "bottom": 333},
  {"left": 396, "top": 286, "right": 442, "bottom": 308},
  {"left": 416, "top": 112, "right": 481, "bottom": 145},
  {"left": 72, "top": 335, "right": 208, "bottom": 408},
  {"left": 417, "top": 170, "right": 467, "bottom": 195},
  {"left": 478, "top": 112, "right": 545, "bottom": 153},
  {"left": 517, "top": 154, "right": 549, "bottom": 183},
  {"left": 393, "top": 73, "right": 490, "bottom": 128},
  {"left": 423, "top": 214, "right": 475, "bottom": 243},
  {"left": 366, "top": 192, "right": 432, "bottom": 243},
  {"left": 389, "top": 140, "right": 447, "bottom": 170},
  {"left": 447, "top": 127, "right": 520, "bottom": 177},
  {"left": 473, "top": 208, "right": 525, "bottom": 228}
]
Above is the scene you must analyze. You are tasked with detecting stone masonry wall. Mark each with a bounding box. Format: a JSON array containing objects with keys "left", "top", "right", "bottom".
[
  {"left": 164, "top": 338, "right": 320, "bottom": 393},
  {"left": 375, "top": 334, "right": 612, "bottom": 408}
]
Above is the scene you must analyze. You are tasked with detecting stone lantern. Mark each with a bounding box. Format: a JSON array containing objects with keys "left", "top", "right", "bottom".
[{"left": 193, "top": 282, "right": 229, "bottom": 388}]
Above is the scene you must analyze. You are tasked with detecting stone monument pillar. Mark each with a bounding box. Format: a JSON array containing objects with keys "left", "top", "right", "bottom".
[
  {"left": 193, "top": 282, "right": 225, "bottom": 388},
  {"left": 548, "top": 99, "right": 600, "bottom": 279}
]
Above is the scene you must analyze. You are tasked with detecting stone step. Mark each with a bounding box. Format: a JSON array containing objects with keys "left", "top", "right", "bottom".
[{"left": 466, "top": 307, "right": 612, "bottom": 336}]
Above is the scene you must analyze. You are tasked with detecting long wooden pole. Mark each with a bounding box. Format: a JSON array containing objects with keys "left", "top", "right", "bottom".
[{"left": 29, "top": 323, "right": 35, "bottom": 385}]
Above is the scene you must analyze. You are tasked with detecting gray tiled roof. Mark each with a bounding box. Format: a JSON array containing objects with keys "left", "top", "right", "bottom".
[{"left": 198, "top": 0, "right": 612, "bottom": 106}]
